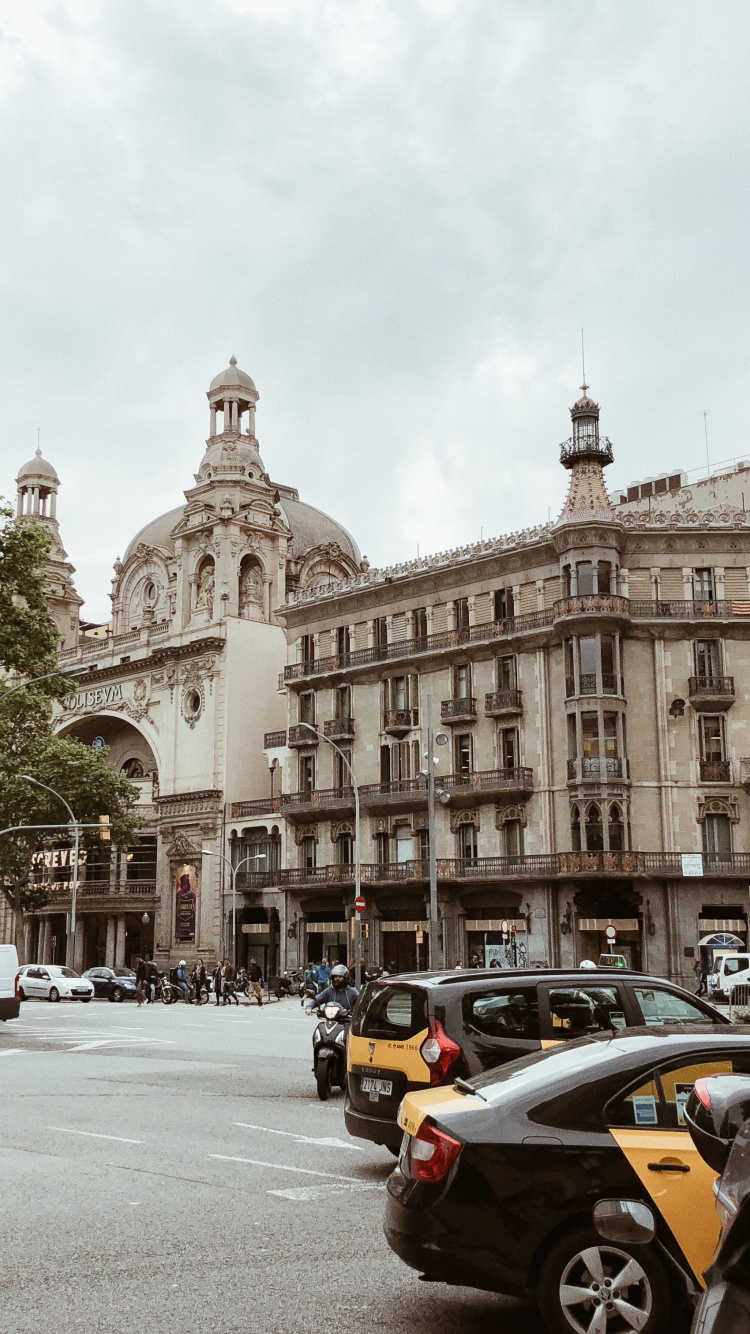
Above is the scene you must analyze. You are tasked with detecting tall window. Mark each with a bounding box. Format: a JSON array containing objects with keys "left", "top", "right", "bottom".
[
  {"left": 334, "top": 747, "right": 352, "bottom": 789},
  {"left": 567, "top": 714, "right": 578, "bottom": 761},
  {"left": 455, "top": 597, "right": 470, "bottom": 630},
  {"left": 503, "top": 820, "right": 524, "bottom": 857},
  {"left": 565, "top": 639, "right": 575, "bottom": 696},
  {"left": 413, "top": 607, "right": 428, "bottom": 640},
  {"left": 585, "top": 804, "right": 604, "bottom": 851},
  {"left": 500, "top": 727, "right": 518, "bottom": 769},
  {"left": 576, "top": 561, "right": 595, "bottom": 595},
  {"left": 603, "top": 713, "right": 619, "bottom": 761},
  {"left": 695, "top": 640, "right": 722, "bottom": 679},
  {"left": 299, "top": 754, "right": 315, "bottom": 793},
  {"left": 597, "top": 561, "right": 612, "bottom": 595},
  {"left": 703, "top": 815, "right": 732, "bottom": 858},
  {"left": 455, "top": 733, "right": 472, "bottom": 775},
  {"left": 608, "top": 805, "right": 624, "bottom": 851},
  {"left": 494, "top": 588, "right": 514, "bottom": 621},
  {"left": 498, "top": 655, "right": 516, "bottom": 689},
  {"left": 458, "top": 824, "right": 478, "bottom": 859},
  {"left": 581, "top": 713, "right": 599, "bottom": 765},
  {"left": 579, "top": 636, "right": 597, "bottom": 693},
  {"left": 396, "top": 827, "right": 413, "bottom": 863},
  {"left": 374, "top": 617, "right": 388, "bottom": 647},
  {"left": 700, "top": 715, "right": 725, "bottom": 762},
  {"left": 301, "top": 836, "right": 316, "bottom": 869},
  {"left": 335, "top": 684, "right": 351, "bottom": 719},
  {"left": 336, "top": 625, "right": 350, "bottom": 657},
  {"left": 299, "top": 692, "right": 315, "bottom": 725},
  {"left": 571, "top": 805, "right": 581, "bottom": 851},
  {"left": 376, "top": 832, "right": 390, "bottom": 864},
  {"left": 694, "top": 569, "right": 715, "bottom": 602},
  {"left": 417, "top": 829, "right": 430, "bottom": 860},
  {"left": 601, "top": 635, "right": 617, "bottom": 693},
  {"left": 337, "top": 833, "right": 353, "bottom": 866},
  {"left": 454, "top": 663, "right": 471, "bottom": 698},
  {"left": 301, "top": 633, "right": 315, "bottom": 664},
  {"left": 382, "top": 674, "right": 418, "bottom": 723}
]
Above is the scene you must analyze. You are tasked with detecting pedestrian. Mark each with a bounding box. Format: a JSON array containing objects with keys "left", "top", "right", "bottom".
[
  {"left": 247, "top": 956, "right": 263, "bottom": 1007},
  {"left": 454, "top": 959, "right": 463, "bottom": 969},
  {"left": 469, "top": 953, "right": 481, "bottom": 969},
  {"left": 385, "top": 960, "right": 398, "bottom": 976},
  {"left": 135, "top": 954, "right": 148, "bottom": 1005},
  {"left": 694, "top": 956, "right": 707, "bottom": 996},
  {"left": 222, "top": 958, "right": 238, "bottom": 1005},
  {"left": 316, "top": 958, "right": 331, "bottom": 988},
  {"left": 193, "top": 957, "right": 207, "bottom": 1001},
  {"left": 212, "top": 959, "right": 223, "bottom": 1006},
  {"left": 147, "top": 956, "right": 159, "bottom": 1002}
]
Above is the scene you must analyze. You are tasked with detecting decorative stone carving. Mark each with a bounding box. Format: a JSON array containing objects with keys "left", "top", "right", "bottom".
[
  {"left": 195, "top": 562, "right": 215, "bottom": 618},
  {"left": 238, "top": 560, "right": 264, "bottom": 617},
  {"left": 697, "top": 796, "right": 740, "bottom": 824},
  {"left": 330, "top": 820, "right": 354, "bottom": 841},
  {"left": 450, "top": 809, "right": 479, "bottom": 832},
  {"left": 294, "top": 824, "right": 319, "bottom": 845},
  {"left": 165, "top": 831, "right": 201, "bottom": 859},
  {"left": 495, "top": 804, "right": 528, "bottom": 828}
]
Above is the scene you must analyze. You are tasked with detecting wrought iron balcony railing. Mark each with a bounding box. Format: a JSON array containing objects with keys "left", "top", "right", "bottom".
[
  {"left": 689, "top": 676, "right": 735, "bottom": 698},
  {"left": 441, "top": 696, "right": 477, "bottom": 722},
  {"left": 264, "top": 730, "right": 287, "bottom": 748},
  {"left": 484, "top": 688, "right": 523, "bottom": 715},
  {"left": 280, "top": 786, "right": 355, "bottom": 812},
  {"left": 288, "top": 724, "right": 318, "bottom": 747},
  {"left": 568, "top": 757, "right": 627, "bottom": 782},
  {"left": 700, "top": 760, "right": 732, "bottom": 783},
  {"left": 323, "top": 717, "right": 355, "bottom": 740},
  {"left": 554, "top": 595, "right": 630, "bottom": 620},
  {"left": 383, "top": 709, "right": 417, "bottom": 733}
]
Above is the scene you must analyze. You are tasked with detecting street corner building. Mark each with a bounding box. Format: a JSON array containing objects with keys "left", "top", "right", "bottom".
[{"left": 5, "top": 368, "right": 750, "bottom": 987}]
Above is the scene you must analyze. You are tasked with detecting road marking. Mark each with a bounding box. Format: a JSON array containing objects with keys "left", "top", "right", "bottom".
[
  {"left": 268, "top": 1183, "right": 383, "bottom": 1201},
  {"left": 209, "top": 1154, "right": 365, "bottom": 1183},
  {"left": 0, "top": 1049, "right": 24, "bottom": 1057},
  {"left": 47, "top": 1127, "right": 145, "bottom": 1144},
  {"left": 67, "top": 1038, "right": 174, "bottom": 1050},
  {"left": 232, "top": 1121, "right": 364, "bottom": 1151}
]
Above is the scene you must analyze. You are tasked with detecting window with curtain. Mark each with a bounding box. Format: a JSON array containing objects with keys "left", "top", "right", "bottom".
[
  {"left": 458, "top": 824, "right": 478, "bottom": 859},
  {"left": 503, "top": 820, "right": 524, "bottom": 857},
  {"left": 703, "top": 815, "right": 732, "bottom": 858}
]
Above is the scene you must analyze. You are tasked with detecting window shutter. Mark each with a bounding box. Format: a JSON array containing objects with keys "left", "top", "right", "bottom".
[
  {"left": 392, "top": 612, "right": 407, "bottom": 641},
  {"left": 408, "top": 674, "right": 419, "bottom": 711},
  {"left": 627, "top": 569, "right": 653, "bottom": 598},
  {"left": 432, "top": 603, "right": 448, "bottom": 633},
  {"left": 518, "top": 582, "right": 537, "bottom": 614},
  {"left": 659, "top": 568, "right": 683, "bottom": 598},
  {"left": 725, "top": 567, "right": 749, "bottom": 600},
  {"left": 473, "top": 591, "right": 492, "bottom": 625},
  {"left": 355, "top": 620, "right": 368, "bottom": 649},
  {"left": 543, "top": 575, "right": 561, "bottom": 607}
]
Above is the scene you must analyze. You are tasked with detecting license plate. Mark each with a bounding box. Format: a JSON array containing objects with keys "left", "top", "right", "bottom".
[{"left": 361, "top": 1076, "right": 393, "bottom": 1096}]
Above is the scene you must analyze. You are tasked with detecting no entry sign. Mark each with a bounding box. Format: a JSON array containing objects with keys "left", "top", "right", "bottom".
[
  {"left": 354, "top": 896, "right": 366, "bottom": 913},
  {"left": 605, "top": 924, "right": 617, "bottom": 941}
]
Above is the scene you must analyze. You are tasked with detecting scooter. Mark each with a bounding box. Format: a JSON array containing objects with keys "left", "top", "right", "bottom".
[{"left": 312, "top": 1002, "right": 349, "bottom": 1101}]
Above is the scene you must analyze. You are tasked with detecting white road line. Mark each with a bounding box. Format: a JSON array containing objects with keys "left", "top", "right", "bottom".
[
  {"left": 209, "top": 1154, "right": 365, "bottom": 1182},
  {"left": 232, "top": 1122, "right": 364, "bottom": 1152},
  {"left": 47, "top": 1127, "right": 145, "bottom": 1144},
  {"left": 268, "top": 1183, "right": 383, "bottom": 1201},
  {"left": 0, "top": 1049, "right": 24, "bottom": 1057},
  {"left": 67, "top": 1038, "right": 175, "bottom": 1050}
]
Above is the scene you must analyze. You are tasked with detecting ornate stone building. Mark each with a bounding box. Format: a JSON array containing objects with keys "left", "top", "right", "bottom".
[
  {"left": 227, "top": 386, "right": 750, "bottom": 987},
  {"left": 8, "top": 359, "right": 360, "bottom": 971}
]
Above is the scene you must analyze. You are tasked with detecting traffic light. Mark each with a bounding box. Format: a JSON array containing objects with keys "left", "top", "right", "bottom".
[{"left": 98, "top": 814, "right": 111, "bottom": 841}]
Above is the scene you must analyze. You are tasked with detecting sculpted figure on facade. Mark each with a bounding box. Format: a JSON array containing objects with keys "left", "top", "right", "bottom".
[
  {"left": 195, "top": 560, "right": 215, "bottom": 618},
  {"left": 238, "top": 557, "right": 264, "bottom": 619}
]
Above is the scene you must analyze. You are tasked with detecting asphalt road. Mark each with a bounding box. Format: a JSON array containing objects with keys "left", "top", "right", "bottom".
[{"left": 0, "top": 995, "right": 536, "bottom": 1334}]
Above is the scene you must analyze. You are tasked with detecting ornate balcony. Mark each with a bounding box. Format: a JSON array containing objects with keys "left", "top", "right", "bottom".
[
  {"left": 629, "top": 599, "right": 737, "bottom": 620},
  {"left": 288, "top": 724, "right": 318, "bottom": 747},
  {"left": 688, "top": 676, "right": 736, "bottom": 711},
  {"left": 383, "top": 709, "right": 417, "bottom": 736},
  {"left": 441, "top": 767, "right": 534, "bottom": 805},
  {"left": 323, "top": 717, "right": 356, "bottom": 740},
  {"left": 559, "top": 436, "right": 614, "bottom": 467},
  {"left": 264, "top": 730, "right": 287, "bottom": 748},
  {"left": 700, "top": 759, "right": 732, "bottom": 783},
  {"left": 554, "top": 594, "right": 630, "bottom": 628},
  {"left": 359, "top": 779, "right": 428, "bottom": 811},
  {"left": 230, "top": 797, "right": 282, "bottom": 818},
  {"left": 441, "top": 696, "right": 477, "bottom": 723},
  {"left": 280, "top": 786, "right": 355, "bottom": 820},
  {"left": 567, "top": 757, "right": 628, "bottom": 783},
  {"left": 484, "top": 688, "right": 523, "bottom": 717}
]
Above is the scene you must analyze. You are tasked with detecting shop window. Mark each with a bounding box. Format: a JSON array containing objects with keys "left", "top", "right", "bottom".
[
  {"left": 585, "top": 804, "right": 604, "bottom": 852},
  {"left": 503, "top": 820, "right": 524, "bottom": 858},
  {"left": 498, "top": 655, "right": 516, "bottom": 690},
  {"left": 695, "top": 640, "right": 722, "bottom": 678},
  {"left": 455, "top": 733, "right": 472, "bottom": 775},
  {"left": 703, "top": 814, "right": 732, "bottom": 858},
  {"left": 576, "top": 561, "right": 595, "bottom": 596},
  {"left": 300, "top": 836, "right": 316, "bottom": 869},
  {"left": 299, "top": 754, "right": 315, "bottom": 793},
  {"left": 571, "top": 805, "right": 581, "bottom": 852},
  {"left": 458, "top": 824, "right": 478, "bottom": 860},
  {"left": 454, "top": 597, "right": 470, "bottom": 630},
  {"left": 694, "top": 569, "right": 715, "bottom": 602},
  {"left": 494, "top": 588, "right": 514, "bottom": 621},
  {"left": 395, "top": 827, "right": 413, "bottom": 863},
  {"left": 608, "top": 805, "right": 624, "bottom": 852},
  {"left": 413, "top": 607, "right": 428, "bottom": 641}
]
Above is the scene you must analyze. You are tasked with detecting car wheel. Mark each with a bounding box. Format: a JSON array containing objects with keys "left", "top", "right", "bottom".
[
  {"left": 49, "top": 987, "right": 60, "bottom": 1003},
  {"left": 112, "top": 987, "right": 123, "bottom": 1002},
  {"left": 537, "top": 1226, "right": 672, "bottom": 1334},
  {"left": 18, "top": 987, "right": 26, "bottom": 1001}
]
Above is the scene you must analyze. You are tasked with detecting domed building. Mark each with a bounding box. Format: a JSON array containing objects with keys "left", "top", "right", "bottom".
[{"left": 16, "top": 360, "right": 362, "bottom": 974}]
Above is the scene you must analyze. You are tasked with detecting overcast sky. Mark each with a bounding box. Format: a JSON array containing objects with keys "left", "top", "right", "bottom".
[{"left": 2, "top": 1, "right": 750, "bottom": 621}]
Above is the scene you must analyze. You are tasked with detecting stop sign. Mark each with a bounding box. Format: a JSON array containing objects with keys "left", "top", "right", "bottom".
[
  {"left": 605, "top": 924, "right": 617, "bottom": 942},
  {"left": 354, "top": 896, "right": 366, "bottom": 913}
]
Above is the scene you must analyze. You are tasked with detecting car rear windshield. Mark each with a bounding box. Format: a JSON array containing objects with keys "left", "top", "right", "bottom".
[
  {"left": 351, "top": 983, "right": 428, "bottom": 1041},
  {"left": 112, "top": 968, "right": 135, "bottom": 977}
]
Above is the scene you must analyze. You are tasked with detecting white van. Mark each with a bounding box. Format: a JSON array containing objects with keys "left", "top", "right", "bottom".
[
  {"left": 0, "top": 944, "right": 21, "bottom": 1021},
  {"left": 709, "top": 952, "right": 750, "bottom": 1002}
]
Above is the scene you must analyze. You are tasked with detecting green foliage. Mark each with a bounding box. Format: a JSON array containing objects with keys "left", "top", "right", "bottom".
[{"left": 0, "top": 501, "right": 61, "bottom": 682}]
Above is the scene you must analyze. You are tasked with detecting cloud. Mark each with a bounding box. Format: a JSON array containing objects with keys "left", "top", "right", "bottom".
[{"left": 1, "top": 1, "right": 750, "bottom": 617}]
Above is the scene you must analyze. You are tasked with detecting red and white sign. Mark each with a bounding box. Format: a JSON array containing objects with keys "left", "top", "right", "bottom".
[
  {"left": 501, "top": 918, "right": 509, "bottom": 935},
  {"left": 354, "top": 896, "right": 367, "bottom": 913},
  {"left": 605, "top": 925, "right": 617, "bottom": 942}
]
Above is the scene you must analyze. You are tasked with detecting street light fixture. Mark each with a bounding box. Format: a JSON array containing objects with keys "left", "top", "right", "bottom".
[
  {"left": 0, "top": 663, "right": 89, "bottom": 706},
  {"left": 297, "top": 721, "right": 363, "bottom": 989},
  {"left": 201, "top": 847, "right": 268, "bottom": 969},
  {"left": 19, "top": 775, "right": 82, "bottom": 965}
]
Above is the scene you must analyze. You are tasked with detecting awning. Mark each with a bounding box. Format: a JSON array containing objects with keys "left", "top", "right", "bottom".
[
  {"left": 306, "top": 921, "right": 348, "bottom": 933},
  {"left": 698, "top": 919, "right": 747, "bottom": 933},
  {"left": 381, "top": 920, "right": 428, "bottom": 932},
  {"left": 578, "top": 918, "right": 639, "bottom": 932},
  {"left": 465, "top": 919, "right": 526, "bottom": 931}
]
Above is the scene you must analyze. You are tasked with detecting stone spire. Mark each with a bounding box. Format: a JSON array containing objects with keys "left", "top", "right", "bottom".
[
  {"left": 554, "top": 386, "right": 617, "bottom": 528},
  {"left": 15, "top": 448, "right": 83, "bottom": 649}
]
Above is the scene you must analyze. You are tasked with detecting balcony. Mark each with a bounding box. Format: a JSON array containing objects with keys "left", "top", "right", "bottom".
[
  {"left": 264, "top": 730, "right": 287, "bottom": 748},
  {"left": 689, "top": 676, "right": 736, "bottom": 711},
  {"left": 441, "top": 696, "right": 477, "bottom": 724},
  {"left": 567, "top": 757, "right": 628, "bottom": 783},
  {"left": 442, "top": 767, "right": 534, "bottom": 805},
  {"left": 288, "top": 724, "right": 318, "bottom": 747},
  {"left": 629, "top": 599, "right": 738, "bottom": 620},
  {"left": 485, "top": 688, "right": 523, "bottom": 717},
  {"left": 559, "top": 436, "right": 614, "bottom": 467},
  {"left": 383, "top": 709, "right": 418, "bottom": 736},
  {"left": 324, "top": 717, "right": 356, "bottom": 741},
  {"left": 700, "top": 759, "right": 732, "bottom": 783},
  {"left": 280, "top": 786, "right": 355, "bottom": 820},
  {"left": 230, "top": 797, "right": 282, "bottom": 818},
  {"left": 554, "top": 594, "right": 631, "bottom": 627},
  {"left": 359, "top": 778, "right": 428, "bottom": 811}
]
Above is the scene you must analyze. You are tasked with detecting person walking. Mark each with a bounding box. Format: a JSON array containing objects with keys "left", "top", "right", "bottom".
[
  {"left": 315, "top": 958, "right": 331, "bottom": 988},
  {"left": 212, "top": 959, "right": 223, "bottom": 1006},
  {"left": 247, "top": 957, "right": 263, "bottom": 1007},
  {"left": 135, "top": 955, "right": 148, "bottom": 1006},
  {"left": 694, "top": 956, "right": 707, "bottom": 996},
  {"left": 193, "top": 957, "right": 207, "bottom": 1002},
  {"left": 222, "top": 958, "right": 238, "bottom": 1006},
  {"left": 146, "top": 957, "right": 159, "bottom": 1003}
]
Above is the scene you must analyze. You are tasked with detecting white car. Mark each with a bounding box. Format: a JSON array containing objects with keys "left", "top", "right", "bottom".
[{"left": 17, "top": 965, "right": 94, "bottom": 1003}]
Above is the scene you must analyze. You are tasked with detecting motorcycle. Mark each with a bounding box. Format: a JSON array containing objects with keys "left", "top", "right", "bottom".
[
  {"left": 312, "top": 1002, "right": 350, "bottom": 1101},
  {"left": 272, "top": 968, "right": 301, "bottom": 999},
  {"left": 301, "top": 973, "right": 318, "bottom": 1008},
  {"left": 161, "top": 971, "right": 194, "bottom": 1005}
]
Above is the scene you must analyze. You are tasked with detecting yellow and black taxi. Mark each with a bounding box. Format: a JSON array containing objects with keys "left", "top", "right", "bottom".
[
  {"left": 384, "top": 1028, "right": 750, "bottom": 1334},
  {"left": 345, "top": 967, "right": 726, "bottom": 1151}
]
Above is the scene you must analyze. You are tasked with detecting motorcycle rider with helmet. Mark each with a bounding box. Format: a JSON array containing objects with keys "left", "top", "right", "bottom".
[
  {"left": 305, "top": 963, "right": 358, "bottom": 1017},
  {"left": 175, "top": 960, "right": 192, "bottom": 1003}
]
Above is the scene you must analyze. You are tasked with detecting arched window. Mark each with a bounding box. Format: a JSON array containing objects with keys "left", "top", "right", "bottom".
[
  {"left": 571, "top": 805, "right": 581, "bottom": 852},
  {"left": 238, "top": 555, "right": 264, "bottom": 620},
  {"left": 585, "top": 803, "right": 604, "bottom": 852},
  {"left": 121, "top": 757, "right": 144, "bottom": 779},
  {"left": 597, "top": 561, "right": 612, "bottom": 595},
  {"left": 608, "top": 804, "right": 624, "bottom": 851},
  {"left": 336, "top": 833, "right": 353, "bottom": 866}
]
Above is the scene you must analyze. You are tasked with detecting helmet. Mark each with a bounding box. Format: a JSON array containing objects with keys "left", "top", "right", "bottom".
[
  {"left": 330, "top": 964, "right": 350, "bottom": 989},
  {"left": 179, "top": 960, "right": 186, "bottom": 967},
  {"left": 579, "top": 959, "right": 597, "bottom": 970}
]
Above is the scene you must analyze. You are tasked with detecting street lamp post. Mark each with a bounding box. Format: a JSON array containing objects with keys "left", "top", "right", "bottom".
[
  {"left": 297, "top": 721, "right": 362, "bottom": 989},
  {"left": 201, "top": 848, "right": 267, "bottom": 969},
  {"left": 20, "top": 775, "right": 82, "bottom": 968},
  {"left": 421, "top": 696, "right": 449, "bottom": 972}
]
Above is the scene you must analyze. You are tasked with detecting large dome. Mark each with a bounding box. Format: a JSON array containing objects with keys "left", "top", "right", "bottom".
[{"left": 209, "top": 355, "right": 257, "bottom": 395}]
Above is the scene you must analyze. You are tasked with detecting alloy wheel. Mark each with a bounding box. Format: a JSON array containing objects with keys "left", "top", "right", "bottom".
[{"left": 559, "top": 1244, "right": 652, "bottom": 1334}]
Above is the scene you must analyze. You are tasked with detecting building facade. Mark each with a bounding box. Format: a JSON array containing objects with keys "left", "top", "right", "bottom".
[{"left": 228, "top": 387, "right": 750, "bottom": 989}]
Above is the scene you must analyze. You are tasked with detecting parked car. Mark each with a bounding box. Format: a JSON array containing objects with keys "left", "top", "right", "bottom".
[
  {"left": 385, "top": 1027, "right": 750, "bottom": 1334},
  {"left": 0, "top": 944, "right": 20, "bottom": 1021},
  {"left": 17, "top": 965, "right": 94, "bottom": 1003},
  {"left": 709, "top": 952, "right": 750, "bottom": 1002},
  {"left": 346, "top": 966, "right": 727, "bottom": 1150},
  {"left": 83, "top": 967, "right": 137, "bottom": 1002}
]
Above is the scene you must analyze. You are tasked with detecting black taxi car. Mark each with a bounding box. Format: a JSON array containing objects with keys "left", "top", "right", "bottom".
[
  {"left": 345, "top": 967, "right": 725, "bottom": 1150},
  {"left": 385, "top": 1028, "right": 750, "bottom": 1334}
]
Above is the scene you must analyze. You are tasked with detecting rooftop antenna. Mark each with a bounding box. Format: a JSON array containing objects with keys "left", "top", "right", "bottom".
[
  {"left": 703, "top": 409, "right": 710, "bottom": 478},
  {"left": 581, "top": 326, "right": 587, "bottom": 392},
  {"left": 36, "top": 427, "right": 41, "bottom": 457}
]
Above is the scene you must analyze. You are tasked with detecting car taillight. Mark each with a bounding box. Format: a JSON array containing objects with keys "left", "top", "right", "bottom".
[
  {"left": 408, "top": 1122, "right": 463, "bottom": 1184},
  {"left": 694, "top": 1078, "right": 712, "bottom": 1109},
  {"left": 419, "top": 1017, "right": 463, "bottom": 1086}
]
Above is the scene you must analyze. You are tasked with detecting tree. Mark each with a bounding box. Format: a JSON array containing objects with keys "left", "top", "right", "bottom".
[{"left": 0, "top": 500, "right": 142, "bottom": 957}]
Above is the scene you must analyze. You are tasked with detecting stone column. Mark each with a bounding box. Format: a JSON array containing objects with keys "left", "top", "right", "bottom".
[
  {"left": 23, "top": 918, "right": 33, "bottom": 965},
  {"left": 74, "top": 919, "right": 85, "bottom": 974},
  {"left": 42, "top": 919, "right": 53, "bottom": 965},
  {"left": 16, "top": 489, "right": 23, "bottom": 518},
  {"left": 210, "top": 405, "right": 217, "bottom": 436},
  {"left": 50, "top": 490, "right": 57, "bottom": 519},
  {"left": 105, "top": 916, "right": 116, "bottom": 967},
  {"left": 115, "top": 916, "right": 127, "bottom": 967},
  {"left": 36, "top": 919, "right": 46, "bottom": 964},
  {"left": 263, "top": 577, "right": 272, "bottom": 622}
]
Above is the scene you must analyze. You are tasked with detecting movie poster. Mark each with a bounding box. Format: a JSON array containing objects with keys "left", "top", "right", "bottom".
[{"left": 175, "top": 864, "right": 197, "bottom": 941}]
